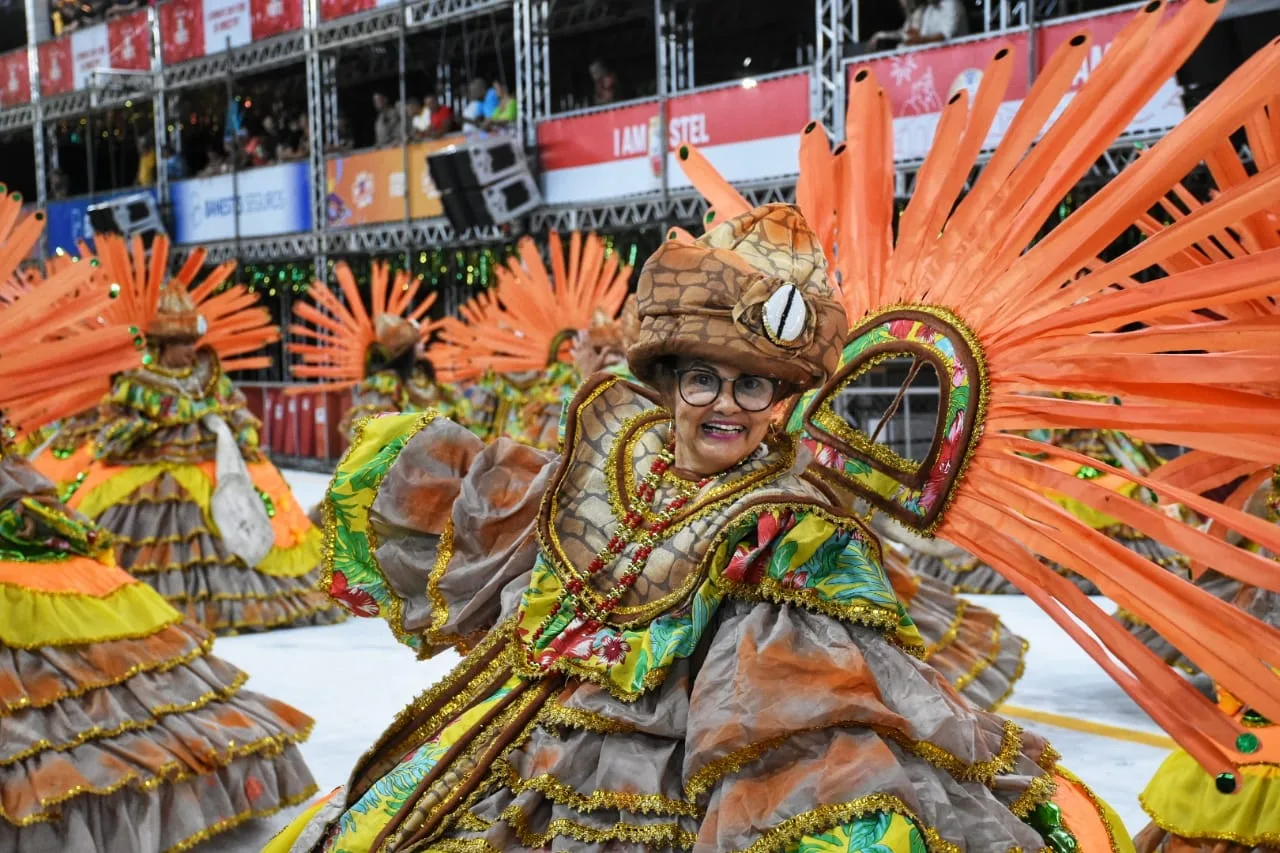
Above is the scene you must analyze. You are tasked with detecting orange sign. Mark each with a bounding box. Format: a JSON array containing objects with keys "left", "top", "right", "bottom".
[{"left": 324, "top": 135, "right": 463, "bottom": 228}]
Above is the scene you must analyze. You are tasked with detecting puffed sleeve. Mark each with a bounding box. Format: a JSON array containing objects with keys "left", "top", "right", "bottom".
[{"left": 323, "top": 411, "right": 557, "bottom": 657}]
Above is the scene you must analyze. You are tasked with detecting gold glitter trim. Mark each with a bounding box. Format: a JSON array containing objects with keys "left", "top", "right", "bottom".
[
  {"left": 344, "top": 625, "right": 515, "bottom": 800},
  {"left": 808, "top": 304, "right": 990, "bottom": 536},
  {"left": 422, "top": 840, "right": 495, "bottom": 852},
  {"left": 1, "top": 671, "right": 249, "bottom": 767},
  {"left": 954, "top": 622, "right": 1003, "bottom": 692},
  {"left": 1, "top": 630, "right": 215, "bottom": 717},
  {"left": 541, "top": 376, "right": 804, "bottom": 626},
  {"left": 493, "top": 757, "right": 702, "bottom": 817},
  {"left": 3, "top": 720, "right": 314, "bottom": 826},
  {"left": 453, "top": 810, "right": 494, "bottom": 833},
  {"left": 1057, "top": 767, "right": 1125, "bottom": 853},
  {"left": 1009, "top": 769, "right": 1059, "bottom": 818},
  {"left": 110, "top": 526, "right": 216, "bottom": 545},
  {"left": 421, "top": 518, "right": 463, "bottom": 652},
  {"left": 730, "top": 792, "right": 962, "bottom": 853},
  {"left": 683, "top": 717, "right": 1028, "bottom": 802},
  {"left": 989, "top": 639, "right": 1030, "bottom": 711},
  {"left": 162, "top": 784, "right": 321, "bottom": 853},
  {"left": 537, "top": 700, "right": 637, "bottom": 735},
  {"left": 925, "top": 600, "right": 966, "bottom": 657},
  {"left": 499, "top": 803, "right": 697, "bottom": 850},
  {"left": 514, "top": 498, "right": 907, "bottom": 703},
  {"left": 321, "top": 410, "right": 440, "bottom": 649}
]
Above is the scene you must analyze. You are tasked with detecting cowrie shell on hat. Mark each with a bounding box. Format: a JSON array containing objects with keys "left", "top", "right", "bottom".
[{"left": 762, "top": 283, "right": 808, "bottom": 346}]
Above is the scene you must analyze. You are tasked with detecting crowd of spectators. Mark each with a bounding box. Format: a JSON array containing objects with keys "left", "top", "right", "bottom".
[
  {"left": 368, "top": 77, "right": 517, "bottom": 148},
  {"left": 51, "top": 0, "right": 145, "bottom": 35}
]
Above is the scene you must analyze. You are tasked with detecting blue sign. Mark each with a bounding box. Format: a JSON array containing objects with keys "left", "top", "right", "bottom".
[
  {"left": 45, "top": 187, "right": 159, "bottom": 255},
  {"left": 170, "top": 162, "right": 312, "bottom": 244}
]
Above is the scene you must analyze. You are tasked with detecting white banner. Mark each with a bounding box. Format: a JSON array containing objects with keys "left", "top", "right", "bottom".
[{"left": 203, "top": 0, "right": 253, "bottom": 52}]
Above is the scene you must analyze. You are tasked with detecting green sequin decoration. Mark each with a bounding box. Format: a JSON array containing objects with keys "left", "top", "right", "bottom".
[
  {"left": 1215, "top": 772, "right": 1237, "bottom": 794},
  {"left": 1025, "top": 801, "right": 1079, "bottom": 853},
  {"left": 109, "top": 283, "right": 121, "bottom": 298},
  {"left": 142, "top": 353, "right": 154, "bottom": 365},
  {"left": 1075, "top": 465, "right": 1102, "bottom": 479},
  {"left": 256, "top": 486, "right": 276, "bottom": 518},
  {"left": 52, "top": 448, "right": 73, "bottom": 460},
  {"left": 1243, "top": 709, "right": 1271, "bottom": 727},
  {"left": 59, "top": 471, "right": 88, "bottom": 504},
  {"left": 1236, "top": 732, "right": 1261, "bottom": 753}
]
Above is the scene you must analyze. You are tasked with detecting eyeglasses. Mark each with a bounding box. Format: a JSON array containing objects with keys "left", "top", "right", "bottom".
[{"left": 676, "top": 368, "right": 778, "bottom": 412}]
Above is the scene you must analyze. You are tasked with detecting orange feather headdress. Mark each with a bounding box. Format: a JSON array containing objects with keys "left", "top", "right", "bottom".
[
  {"left": 287, "top": 259, "right": 445, "bottom": 392},
  {"left": 0, "top": 192, "right": 144, "bottom": 437},
  {"left": 428, "top": 232, "right": 632, "bottom": 384},
  {"left": 676, "top": 0, "right": 1280, "bottom": 783},
  {"left": 92, "top": 233, "right": 279, "bottom": 373}
]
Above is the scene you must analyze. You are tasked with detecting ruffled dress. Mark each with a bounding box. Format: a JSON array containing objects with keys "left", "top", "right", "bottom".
[
  {"left": 340, "top": 368, "right": 460, "bottom": 445},
  {"left": 0, "top": 450, "right": 317, "bottom": 852},
  {"left": 883, "top": 549, "right": 1027, "bottom": 711},
  {"left": 62, "top": 350, "right": 343, "bottom": 633},
  {"left": 272, "top": 376, "right": 1128, "bottom": 853},
  {"left": 911, "top": 429, "right": 1183, "bottom": 596},
  {"left": 488, "top": 363, "right": 581, "bottom": 451}
]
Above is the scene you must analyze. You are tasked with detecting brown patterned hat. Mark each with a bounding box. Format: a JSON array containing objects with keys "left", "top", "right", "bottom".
[
  {"left": 147, "top": 283, "right": 205, "bottom": 341},
  {"left": 628, "top": 203, "right": 847, "bottom": 388},
  {"left": 373, "top": 313, "right": 420, "bottom": 361}
]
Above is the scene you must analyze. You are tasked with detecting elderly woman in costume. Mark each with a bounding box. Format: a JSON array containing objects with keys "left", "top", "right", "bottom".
[
  {"left": 0, "top": 201, "right": 317, "bottom": 853},
  {"left": 61, "top": 237, "right": 342, "bottom": 634},
  {"left": 270, "top": 205, "right": 1121, "bottom": 853}
]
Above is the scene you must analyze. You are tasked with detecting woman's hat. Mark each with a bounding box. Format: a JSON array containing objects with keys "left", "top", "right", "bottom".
[{"left": 628, "top": 203, "right": 847, "bottom": 389}]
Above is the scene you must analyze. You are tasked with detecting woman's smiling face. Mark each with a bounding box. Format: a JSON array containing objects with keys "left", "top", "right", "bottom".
[{"left": 669, "top": 358, "right": 778, "bottom": 478}]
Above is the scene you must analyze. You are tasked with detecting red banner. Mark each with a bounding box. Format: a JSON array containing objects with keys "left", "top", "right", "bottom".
[
  {"left": 537, "top": 72, "right": 810, "bottom": 204},
  {"left": 0, "top": 50, "right": 30, "bottom": 107},
  {"left": 106, "top": 10, "right": 151, "bottom": 72},
  {"left": 159, "top": 0, "right": 205, "bottom": 65},
  {"left": 38, "top": 40, "right": 73, "bottom": 97},
  {"left": 251, "top": 0, "right": 303, "bottom": 40},
  {"left": 848, "top": 7, "right": 1185, "bottom": 162},
  {"left": 319, "top": 0, "right": 393, "bottom": 23}
]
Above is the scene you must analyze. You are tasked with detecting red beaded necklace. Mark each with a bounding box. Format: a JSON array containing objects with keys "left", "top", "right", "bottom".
[{"left": 538, "top": 436, "right": 717, "bottom": 644}]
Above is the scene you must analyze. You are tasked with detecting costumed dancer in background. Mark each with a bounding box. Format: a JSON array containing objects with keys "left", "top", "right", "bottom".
[
  {"left": 60, "top": 234, "right": 343, "bottom": 634},
  {"left": 429, "top": 230, "right": 631, "bottom": 449},
  {"left": 0, "top": 195, "right": 317, "bottom": 853},
  {"left": 288, "top": 259, "right": 450, "bottom": 444}
]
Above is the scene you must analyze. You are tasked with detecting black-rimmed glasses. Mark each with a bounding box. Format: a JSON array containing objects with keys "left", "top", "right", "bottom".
[{"left": 676, "top": 368, "right": 778, "bottom": 412}]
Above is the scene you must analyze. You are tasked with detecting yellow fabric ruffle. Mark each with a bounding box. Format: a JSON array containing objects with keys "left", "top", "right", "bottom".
[
  {"left": 73, "top": 463, "right": 213, "bottom": 522},
  {"left": 71, "top": 462, "right": 322, "bottom": 579},
  {"left": 1139, "top": 747, "right": 1280, "bottom": 846},
  {"left": 0, "top": 578, "right": 181, "bottom": 648}
]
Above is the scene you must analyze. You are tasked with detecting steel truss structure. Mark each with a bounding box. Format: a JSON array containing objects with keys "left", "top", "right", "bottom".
[{"left": 1, "top": 0, "right": 1188, "bottom": 271}]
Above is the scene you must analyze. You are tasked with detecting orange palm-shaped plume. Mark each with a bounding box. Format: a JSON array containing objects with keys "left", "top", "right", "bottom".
[
  {"left": 0, "top": 193, "right": 143, "bottom": 436},
  {"left": 678, "top": 0, "right": 1280, "bottom": 780},
  {"left": 93, "top": 233, "right": 278, "bottom": 372},
  {"left": 287, "top": 259, "right": 445, "bottom": 391},
  {"left": 429, "top": 232, "right": 632, "bottom": 383}
]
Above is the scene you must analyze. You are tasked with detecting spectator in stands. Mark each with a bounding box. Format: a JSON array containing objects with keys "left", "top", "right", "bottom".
[
  {"left": 162, "top": 144, "right": 187, "bottom": 181},
  {"left": 461, "top": 79, "right": 490, "bottom": 132},
  {"left": 408, "top": 95, "right": 428, "bottom": 140},
  {"left": 280, "top": 117, "right": 310, "bottom": 161},
  {"left": 374, "top": 92, "right": 401, "bottom": 147},
  {"left": 880, "top": 0, "right": 968, "bottom": 47},
  {"left": 199, "top": 145, "right": 228, "bottom": 177},
  {"left": 135, "top": 135, "right": 156, "bottom": 187},
  {"left": 421, "top": 94, "right": 454, "bottom": 138},
  {"left": 489, "top": 80, "right": 518, "bottom": 126},
  {"left": 590, "top": 59, "right": 619, "bottom": 106},
  {"left": 260, "top": 115, "right": 282, "bottom": 163}
]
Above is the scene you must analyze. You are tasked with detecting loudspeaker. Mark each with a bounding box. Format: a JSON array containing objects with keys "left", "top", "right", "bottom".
[
  {"left": 87, "top": 191, "right": 165, "bottom": 248},
  {"left": 428, "top": 136, "right": 541, "bottom": 230}
]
